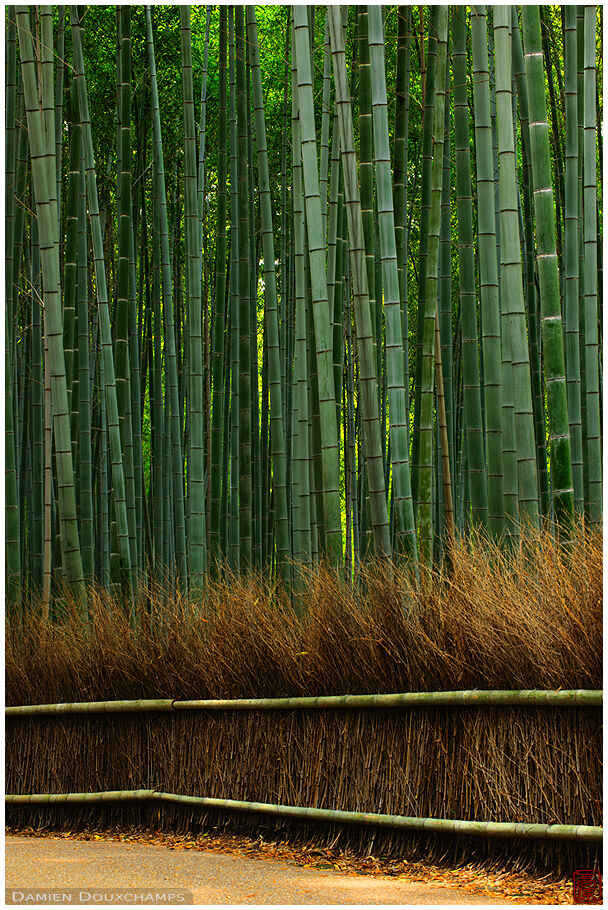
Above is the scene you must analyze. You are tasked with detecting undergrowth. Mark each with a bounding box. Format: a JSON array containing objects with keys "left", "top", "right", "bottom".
[
  {"left": 6, "top": 522, "right": 602, "bottom": 703},
  {"left": 6, "top": 523, "right": 602, "bottom": 876}
]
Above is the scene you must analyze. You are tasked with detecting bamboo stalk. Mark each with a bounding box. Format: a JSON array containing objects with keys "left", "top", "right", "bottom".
[
  {"left": 70, "top": 7, "right": 131, "bottom": 590},
  {"left": 564, "top": 6, "right": 584, "bottom": 515},
  {"left": 293, "top": 6, "right": 343, "bottom": 564},
  {"left": 180, "top": 6, "right": 207, "bottom": 581},
  {"left": 247, "top": 7, "right": 290, "bottom": 579},
  {"left": 494, "top": 6, "right": 539, "bottom": 528},
  {"left": 417, "top": 6, "right": 449, "bottom": 567},
  {"left": 367, "top": 5, "right": 417, "bottom": 563},
  {"left": 453, "top": 6, "right": 488, "bottom": 529},
  {"left": 328, "top": 6, "right": 391, "bottom": 560},
  {"left": 522, "top": 6, "right": 574, "bottom": 529},
  {"left": 5, "top": 791, "right": 602, "bottom": 843},
  {"left": 6, "top": 689, "right": 601, "bottom": 716},
  {"left": 18, "top": 5, "right": 86, "bottom": 602}
]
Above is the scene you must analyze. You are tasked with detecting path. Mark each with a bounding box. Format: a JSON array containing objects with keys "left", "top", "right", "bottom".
[{"left": 5, "top": 835, "right": 516, "bottom": 905}]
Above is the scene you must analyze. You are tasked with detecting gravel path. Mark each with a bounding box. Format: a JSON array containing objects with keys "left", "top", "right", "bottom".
[{"left": 5, "top": 835, "right": 515, "bottom": 905}]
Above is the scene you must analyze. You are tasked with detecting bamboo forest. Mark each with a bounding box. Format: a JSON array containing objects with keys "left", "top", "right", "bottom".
[
  {"left": 5, "top": 6, "right": 604, "bottom": 882},
  {"left": 5, "top": 5, "right": 603, "bottom": 605}
]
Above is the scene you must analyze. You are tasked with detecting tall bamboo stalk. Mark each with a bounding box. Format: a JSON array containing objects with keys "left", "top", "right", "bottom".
[
  {"left": 5, "top": 7, "right": 21, "bottom": 605},
  {"left": 522, "top": 6, "right": 574, "bottom": 529},
  {"left": 453, "top": 6, "right": 488, "bottom": 528},
  {"left": 180, "top": 6, "right": 207, "bottom": 582},
  {"left": 294, "top": 5, "right": 342, "bottom": 563},
  {"left": 367, "top": 5, "right": 416, "bottom": 563},
  {"left": 70, "top": 7, "right": 132, "bottom": 589},
  {"left": 494, "top": 6, "right": 539, "bottom": 529},
  {"left": 247, "top": 7, "right": 290, "bottom": 579},
  {"left": 146, "top": 5, "right": 187, "bottom": 582},
  {"left": 564, "top": 5, "right": 584, "bottom": 514},
  {"left": 417, "top": 6, "right": 449, "bottom": 567},
  {"left": 328, "top": 6, "right": 391, "bottom": 560},
  {"left": 471, "top": 6, "right": 504, "bottom": 536},
  {"left": 209, "top": 7, "right": 228, "bottom": 565},
  {"left": 115, "top": 6, "right": 137, "bottom": 572},
  {"left": 581, "top": 4, "right": 602, "bottom": 522},
  {"left": 18, "top": 5, "right": 86, "bottom": 603}
]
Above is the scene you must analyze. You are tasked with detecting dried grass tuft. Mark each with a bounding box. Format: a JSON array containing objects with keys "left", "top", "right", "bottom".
[{"left": 6, "top": 523, "right": 602, "bottom": 875}]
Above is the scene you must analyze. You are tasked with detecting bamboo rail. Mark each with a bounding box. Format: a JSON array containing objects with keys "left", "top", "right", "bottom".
[
  {"left": 5, "top": 689, "right": 602, "bottom": 717},
  {"left": 5, "top": 791, "right": 602, "bottom": 843}
]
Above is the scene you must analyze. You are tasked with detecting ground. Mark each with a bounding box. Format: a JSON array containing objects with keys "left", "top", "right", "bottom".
[{"left": 5, "top": 828, "right": 575, "bottom": 905}]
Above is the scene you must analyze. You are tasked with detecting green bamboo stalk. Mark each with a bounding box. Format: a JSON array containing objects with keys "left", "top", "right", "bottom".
[
  {"left": 209, "top": 7, "right": 228, "bottom": 565},
  {"left": 293, "top": 6, "right": 342, "bottom": 563},
  {"left": 345, "top": 289, "right": 358, "bottom": 570},
  {"left": 434, "top": 303, "right": 455, "bottom": 543},
  {"left": 70, "top": 7, "right": 131, "bottom": 589},
  {"left": 31, "top": 228, "right": 44, "bottom": 591},
  {"left": 541, "top": 9, "right": 565, "bottom": 275},
  {"left": 129, "top": 204, "right": 142, "bottom": 573},
  {"left": 576, "top": 10, "right": 587, "bottom": 505},
  {"left": 453, "top": 6, "right": 488, "bottom": 528},
  {"left": 581, "top": 5, "right": 602, "bottom": 522},
  {"left": 43, "top": 319, "right": 53, "bottom": 607},
  {"left": 522, "top": 6, "right": 574, "bottom": 529},
  {"left": 438, "top": 53, "right": 453, "bottom": 533},
  {"left": 150, "top": 187, "right": 164, "bottom": 572},
  {"left": 328, "top": 6, "right": 391, "bottom": 560},
  {"left": 290, "top": 18, "right": 311, "bottom": 566},
  {"left": 260, "top": 326, "right": 270, "bottom": 567},
  {"left": 146, "top": 5, "right": 187, "bottom": 582},
  {"left": 62, "top": 82, "right": 80, "bottom": 423},
  {"left": 327, "top": 110, "right": 342, "bottom": 429},
  {"left": 5, "top": 7, "right": 20, "bottom": 604},
  {"left": 305, "top": 264, "right": 323, "bottom": 563},
  {"left": 494, "top": 7, "right": 539, "bottom": 529},
  {"left": 115, "top": 7, "right": 137, "bottom": 573},
  {"left": 5, "top": 303, "right": 20, "bottom": 605},
  {"left": 97, "top": 347, "right": 110, "bottom": 588},
  {"left": 247, "top": 7, "right": 290, "bottom": 578},
  {"left": 471, "top": 6, "right": 504, "bottom": 536},
  {"left": 234, "top": 6, "right": 252, "bottom": 567},
  {"left": 39, "top": 8, "right": 56, "bottom": 236},
  {"left": 367, "top": 5, "right": 416, "bottom": 563},
  {"left": 248, "top": 71, "right": 263, "bottom": 571},
  {"left": 511, "top": 14, "right": 550, "bottom": 518},
  {"left": 180, "top": 6, "right": 207, "bottom": 582},
  {"left": 279, "top": 22, "right": 291, "bottom": 436},
  {"left": 411, "top": 10, "right": 439, "bottom": 516},
  {"left": 357, "top": 8, "right": 378, "bottom": 395},
  {"left": 54, "top": 7, "right": 65, "bottom": 243},
  {"left": 162, "top": 397, "right": 172, "bottom": 572},
  {"left": 417, "top": 6, "right": 449, "bottom": 566},
  {"left": 227, "top": 9, "right": 240, "bottom": 571},
  {"left": 564, "top": 6, "right": 584, "bottom": 514},
  {"left": 319, "top": 16, "right": 331, "bottom": 240},
  {"left": 393, "top": 6, "right": 411, "bottom": 382},
  {"left": 17, "top": 5, "right": 85, "bottom": 602},
  {"left": 76, "top": 139, "right": 94, "bottom": 583},
  {"left": 220, "top": 312, "right": 231, "bottom": 559},
  {"left": 197, "top": 7, "right": 211, "bottom": 232}
]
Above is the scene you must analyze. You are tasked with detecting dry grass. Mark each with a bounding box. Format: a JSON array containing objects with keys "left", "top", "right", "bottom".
[{"left": 6, "top": 523, "right": 602, "bottom": 875}]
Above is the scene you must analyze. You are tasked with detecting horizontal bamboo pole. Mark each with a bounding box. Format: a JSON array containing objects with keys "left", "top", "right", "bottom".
[
  {"left": 173, "top": 689, "right": 602, "bottom": 711},
  {"left": 5, "top": 689, "right": 602, "bottom": 717},
  {"left": 6, "top": 790, "right": 157, "bottom": 805},
  {"left": 6, "top": 699, "right": 175, "bottom": 717},
  {"left": 6, "top": 791, "right": 602, "bottom": 843}
]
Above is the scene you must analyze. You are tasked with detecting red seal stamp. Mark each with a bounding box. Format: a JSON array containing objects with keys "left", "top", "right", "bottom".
[{"left": 574, "top": 870, "right": 602, "bottom": 904}]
